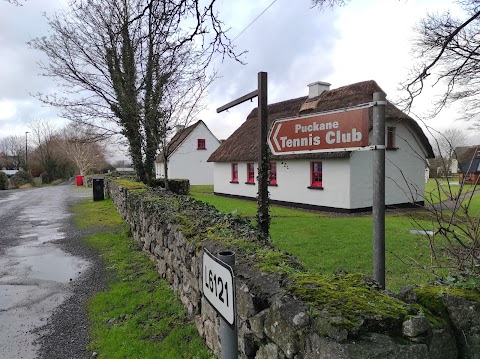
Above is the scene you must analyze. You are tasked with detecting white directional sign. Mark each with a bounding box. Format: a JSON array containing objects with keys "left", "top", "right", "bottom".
[{"left": 202, "top": 249, "right": 236, "bottom": 326}]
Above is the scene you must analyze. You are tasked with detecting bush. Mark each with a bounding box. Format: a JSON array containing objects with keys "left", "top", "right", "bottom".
[
  {"left": 11, "top": 170, "right": 33, "bottom": 188},
  {"left": 0, "top": 171, "right": 8, "bottom": 190},
  {"left": 152, "top": 178, "right": 190, "bottom": 195}
]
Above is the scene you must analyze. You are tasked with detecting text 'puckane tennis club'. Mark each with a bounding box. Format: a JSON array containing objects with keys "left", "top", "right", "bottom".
[{"left": 268, "top": 107, "right": 370, "bottom": 155}]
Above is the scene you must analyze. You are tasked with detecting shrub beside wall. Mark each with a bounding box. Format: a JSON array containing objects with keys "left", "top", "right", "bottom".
[
  {"left": 0, "top": 171, "right": 8, "bottom": 190},
  {"left": 106, "top": 179, "right": 480, "bottom": 359},
  {"left": 11, "top": 170, "right": 33, "bottom": 188},
  {"left": 151, "top": 178, "right": 190, "bottom": 195}
]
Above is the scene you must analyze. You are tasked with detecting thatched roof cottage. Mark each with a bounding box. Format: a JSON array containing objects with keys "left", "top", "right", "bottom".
[{"left": 208, "top": 80, "right": 434, "bottom": 212}]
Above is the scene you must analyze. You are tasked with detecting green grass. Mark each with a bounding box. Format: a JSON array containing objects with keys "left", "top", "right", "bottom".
[
  {"left": 73, "top": 198, "right": 213, "bottom": 359},
  {"left": 190, "top": 185, "right": 320, "bottom": 219},
  {"left": 190, "top": 185, "right": 444, "bottom": 292},
  {"left": 424, "top": 178, "right": 479, "bottom": 203}
]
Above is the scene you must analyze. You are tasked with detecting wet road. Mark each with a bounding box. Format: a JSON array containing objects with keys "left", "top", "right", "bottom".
[{"left": 0, "top": 184, "right": 91, "bottom": 358}]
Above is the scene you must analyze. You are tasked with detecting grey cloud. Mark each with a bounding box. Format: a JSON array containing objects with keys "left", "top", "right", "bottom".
[
  {"left": 0, "top": 1, "right": 68, "bottom": 138},
  {"left": 210, "top": 2, "right": 339, "bottom": 105}
]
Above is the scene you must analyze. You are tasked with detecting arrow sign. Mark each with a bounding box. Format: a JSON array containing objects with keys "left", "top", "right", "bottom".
[{"left": 268, "top": 106, "right": 370, "bottom": 155}]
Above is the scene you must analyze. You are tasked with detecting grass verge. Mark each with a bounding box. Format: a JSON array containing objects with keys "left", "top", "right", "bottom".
[
  {"left": 73, "top": 198, "right": 213, "bottom": 359},
  {"left": 190, "top": 185, "right": 445, "bottom": 292}
]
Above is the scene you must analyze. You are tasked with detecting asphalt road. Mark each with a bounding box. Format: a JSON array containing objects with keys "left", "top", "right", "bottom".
[{"left": 0, "top": 183, "right": 104, "bottom": 359}]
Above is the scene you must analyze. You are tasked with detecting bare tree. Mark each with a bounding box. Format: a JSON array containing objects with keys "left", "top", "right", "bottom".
[
  {"left": 310, "top": 0, "right": 350, "bottom": 8},
  {"left": 400, "top": 1, "right": 480, "bottom": 123},
  {"left": 432, "top": 128, "right": 466, "bottom": 178},
  {"left": 59, "top": 123, "right": 107, "bottom": 176},
  {"left": 3, "top": 0, "right": 25, "bottom": 5},
  {"left": 28, "top": 119, "right": 75, "bottom": 183},
  {"left": 30, "top": 0, "right": 239, "bottom": 185},
  {"left": 0, "top": 135, "right": 26, "bottom": 170},
  {"left": 158, "top": 61, "right": 214, "bottom": 189}
]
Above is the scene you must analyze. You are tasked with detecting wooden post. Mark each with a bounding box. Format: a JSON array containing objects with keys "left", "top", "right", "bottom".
[
  {"left": 217, "top": 72, "right": 270, "bottom": 240},
  {"left": 257, "top": 72, "right": 269, "bottom": 240}
]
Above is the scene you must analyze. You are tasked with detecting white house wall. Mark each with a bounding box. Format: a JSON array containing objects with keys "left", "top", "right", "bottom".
[
  {"left": 350, "top": 120, "right": 428, "bottom": 208},
  {"left": 156, "top": 124, "right": 220, "bottom": 185},
  {"left": 213, "top": 158, "right": 352, "bottom": 209}
]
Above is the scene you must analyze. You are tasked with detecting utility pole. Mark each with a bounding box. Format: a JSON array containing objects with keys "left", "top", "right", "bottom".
[{"left": 25, "top": 131, "right": 29, "bottom": 171}]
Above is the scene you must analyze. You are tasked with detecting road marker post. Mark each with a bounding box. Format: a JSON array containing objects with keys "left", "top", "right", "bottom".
[{"left": 203, "top": 249, "right": 237, "bottom": 358}]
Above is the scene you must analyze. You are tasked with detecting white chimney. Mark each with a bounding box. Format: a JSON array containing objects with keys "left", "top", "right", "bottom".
[
  {"left": 175, "top": 125, "right": 185, "bottom": 133},
  {"left": 308, "top": 81, "right": 331, "bottom": 99}
]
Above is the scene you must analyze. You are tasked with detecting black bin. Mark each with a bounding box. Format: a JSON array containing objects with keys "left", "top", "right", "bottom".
[{"left": 92, "top": 177, "right": 104, "bottom": 201}]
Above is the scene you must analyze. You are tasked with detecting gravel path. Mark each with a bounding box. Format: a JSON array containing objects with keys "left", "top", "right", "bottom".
[
  {"left": 0, "top": 183, "right": 109, "bottom": 359},
  {"left": 35, "top": 184, "right": 109, "bottom": 359}
]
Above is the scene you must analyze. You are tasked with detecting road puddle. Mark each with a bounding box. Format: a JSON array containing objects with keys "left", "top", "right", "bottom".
[{"left": 9, "top": 245, "right": 89, "bottom": 283}]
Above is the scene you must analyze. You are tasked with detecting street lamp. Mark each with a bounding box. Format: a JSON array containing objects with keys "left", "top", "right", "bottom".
[{"left": 25, "top": 131, "right": 29, "bottom": 170}]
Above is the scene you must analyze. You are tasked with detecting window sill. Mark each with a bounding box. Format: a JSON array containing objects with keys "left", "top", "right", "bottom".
[
  {"left": 386, "top": 147, "right": 398, "bottom": 151},
  {"left": 230, "top": 181, "right": 239, "bottom": 184},
  {"left": 197, "top": 148, "right": 207, "bottom": 150},
  {"left": 308, "top": 186, "right": 324, "bottom": 190},
  {"left": 245, "top": 182, "right": 256, "bottom": 185},
  {"left": 268, "top": 183, "right": 278, "bottom": 187}
]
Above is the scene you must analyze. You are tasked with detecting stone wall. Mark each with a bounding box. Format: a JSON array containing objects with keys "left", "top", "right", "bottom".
[{"left": 106, "top": 180, "right": 480, "bottom": 359}]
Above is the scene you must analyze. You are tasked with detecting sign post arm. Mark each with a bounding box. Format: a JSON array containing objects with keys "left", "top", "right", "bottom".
[
  {"left": 216, "top": 90, "right": 258, "bottom": 113},
  {"left": 372, "top": 92, "right": 386, "bottom": 289}
]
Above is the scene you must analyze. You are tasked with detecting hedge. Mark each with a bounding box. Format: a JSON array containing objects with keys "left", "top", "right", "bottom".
[{"left": 151, "top": 178, "right": 190, "bottom": 195}]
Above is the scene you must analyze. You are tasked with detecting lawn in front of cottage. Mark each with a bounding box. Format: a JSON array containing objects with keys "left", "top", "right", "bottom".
[{"left": 190, "top": 185, "right": 445, "bottom": 292}]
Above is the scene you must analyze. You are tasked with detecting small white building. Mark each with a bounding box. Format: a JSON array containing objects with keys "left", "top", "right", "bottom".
[
  {"left": 208, "top": 80, "right": 435, "bottom": 212},
  {"left": 155, "top": 120, "right": 220, "bottom": 185}
]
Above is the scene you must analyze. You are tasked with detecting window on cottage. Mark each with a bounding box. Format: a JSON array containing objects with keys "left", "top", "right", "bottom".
[
  {"left": 231, "top": 163, "right": 238, "bottom": 183},
  {"left": 310, "top": 162, "right": 323, "bottom": 188},
  {"left": 269, "top": 162, "right": 277, "bottom": 185},
  {"left": 197, "top": 139, "right": 206, "bottom": 150},
  {"left": 387, "top": 127, "right": 396, "bottom": 149},
  {"left": 246, "top": 163, "right": 255, "bottom": 184}
]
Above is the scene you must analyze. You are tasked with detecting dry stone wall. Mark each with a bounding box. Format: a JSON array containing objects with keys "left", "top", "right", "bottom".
[{"left": 105, "top": 180, "right": 480, "bottom": 359}]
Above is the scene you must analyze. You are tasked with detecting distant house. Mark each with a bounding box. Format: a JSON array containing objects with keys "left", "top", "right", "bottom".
[
  {"left": 208, "top": 80, "right": 435, "bottom": 212},
  {"left": 0, "top": 169, "right": 18, "bottom": 177},
  {"left": 155, "top": 120, "right": 220, "bottom": 185},
  {"left": 115, "top": 167, "right": 136, "bottom": 175},
  {"left": 456, "top": 145, "right": 480, "bottom": 184},
  {"left": 0, "top": 155, "right": 20, "bottom": 171}
]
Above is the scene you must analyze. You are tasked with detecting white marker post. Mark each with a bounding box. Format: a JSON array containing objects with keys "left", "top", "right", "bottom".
[{"left": 203, "top": 249, "right": 237, "bottom": 358}]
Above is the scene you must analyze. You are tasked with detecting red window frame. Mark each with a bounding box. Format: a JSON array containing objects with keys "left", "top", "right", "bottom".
[
  {"left": 311, "top": 162, "right": 323, "bottom": 188},
  {"left": 247, "top": 163, "right": 255, "bottom": 183},
  {"left": 269, "top": 162, "right": 277, "bottom": 185},
  {"left": 231, "top": 163, "right": 238, "bottom": 183},
  {"left": 387, "top": 127, "right": 395, "bottom": 149},
  {"left": 197, "top": 138, "right": 206, "bottom": 150}
]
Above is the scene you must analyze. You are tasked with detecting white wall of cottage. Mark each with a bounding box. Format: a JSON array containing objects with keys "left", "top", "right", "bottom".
[
  {"left": 213, "top": 158, "right": 352, "bottom": 209},
  {"left": 155, "top": 123, "right": 220, "bottom": 185},
  {"left": 350, "top": 120, "right": 428, "bottom": 208}
]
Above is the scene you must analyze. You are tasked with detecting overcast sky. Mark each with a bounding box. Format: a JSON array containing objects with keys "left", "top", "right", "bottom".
[{"left": 0, "top": 0, "right": 475, "bottom": 158}]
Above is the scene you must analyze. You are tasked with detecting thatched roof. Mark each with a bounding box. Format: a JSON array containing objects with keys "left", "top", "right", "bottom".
[
  {"left": 155, "top": 120, "right": 203, "bottom": 163},
  {"left": 208, "top": 80, "right": 434, "bottom": 162}
]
